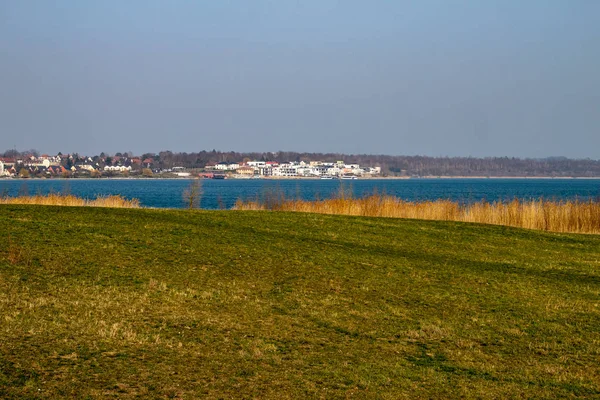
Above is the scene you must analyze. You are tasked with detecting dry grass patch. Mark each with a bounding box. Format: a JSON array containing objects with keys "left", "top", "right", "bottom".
[
  {"left": 235, "top": 194, "right": 600, "bottom": 234},
  {"left": 0, "top": 193, "right": 139, "bottom": 208}
]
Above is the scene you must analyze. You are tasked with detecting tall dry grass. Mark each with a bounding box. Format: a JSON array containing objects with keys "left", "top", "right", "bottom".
[
  {"left": 235, "top": 194, "right": 600, "bottom": 234},
  {"left": 0, "top": 193, "right": 140, "bottom": 208}
]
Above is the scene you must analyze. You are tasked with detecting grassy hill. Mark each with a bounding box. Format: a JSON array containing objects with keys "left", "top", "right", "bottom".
[{"left": 1, "top": 205, "right": 599, "bottom": 398}]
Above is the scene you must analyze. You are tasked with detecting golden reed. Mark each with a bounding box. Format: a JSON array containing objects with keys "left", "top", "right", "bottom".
[
  {"left": 0, "top": 194, "right": 140, "bottom": 208},
  {"left": 235, "top": 194, "right": 600, "bottom": 234}
]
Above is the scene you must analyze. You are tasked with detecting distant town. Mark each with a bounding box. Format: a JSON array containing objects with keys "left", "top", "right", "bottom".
[
  {"left": 1, "top": 149, "right": 600, "bottom": 179},
  {"left": 0, "top": 151, "right": 380, "bottom": 179}
]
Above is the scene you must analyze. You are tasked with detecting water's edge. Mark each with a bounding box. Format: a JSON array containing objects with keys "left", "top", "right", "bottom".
[{"left": 1, "top": 178, "right": 599, "bottom": 209}]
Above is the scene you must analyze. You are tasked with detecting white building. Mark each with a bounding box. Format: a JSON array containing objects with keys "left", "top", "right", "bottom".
[
  {"left": 364, "top": 166, "right": 381, "bottom": 175},
  {"left": 313, "top": 165, "right": 330, "bottom": 176},
  {"left": 326, "top": 166, "right": 342, "bottom": 176},
  {"left": 272, "top": 164, "right": 298, "bottom": 176},
  {"left": 214, "top": 162, "right": 239, "bottom": 171},
  {"left": 104, "top": 165, "right": 132, "bottom": 172},
  {"left": 76, "top": 164, "right": 96, "bottom": 171},
  {"left": 247, "top": 161, "right": 266, "bottom": 168},
  {"left": 295, "top": 166, "right": 314, "bottom": 176},
  {"left": 258, "top": 165, "right": 273, "bottom": 176}
]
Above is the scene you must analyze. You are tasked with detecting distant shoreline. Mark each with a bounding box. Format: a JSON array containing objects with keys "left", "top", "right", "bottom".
[
  {"left": 384, "top": 176, "right": 600, "bottom": 180},
  {"left": 259, "top": 176, "right": 600, "bottom": 180},
  {"left": 2, "top": 175, "right": 600, "bottom": 181}
]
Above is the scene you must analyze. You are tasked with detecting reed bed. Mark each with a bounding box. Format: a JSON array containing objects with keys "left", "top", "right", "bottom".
[
  {"left": 235, "top": 194, "right": 600, "bottom": 234},
  {"left": 0, "top": 193, "right": 140, "bottom": 208}
]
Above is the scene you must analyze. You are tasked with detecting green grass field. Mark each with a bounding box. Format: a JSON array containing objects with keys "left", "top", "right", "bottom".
[{"left": 1, "top": 205, "right": 600, "bottom": 399}]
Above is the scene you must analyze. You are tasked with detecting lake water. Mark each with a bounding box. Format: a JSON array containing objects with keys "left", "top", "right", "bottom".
[{"left": 1, "top": 178, "right": 599, "bottom": 209}]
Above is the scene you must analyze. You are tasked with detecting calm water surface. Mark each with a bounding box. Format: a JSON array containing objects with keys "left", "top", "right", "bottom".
[{"left": 1, "top": 178, "right": 599, "bottom": 209}]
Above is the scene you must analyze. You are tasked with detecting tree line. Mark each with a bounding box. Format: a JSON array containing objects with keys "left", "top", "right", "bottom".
[
  {"left": 154, "top": 151, "right": 600, "bottom": 177},
  {"left": 3, "top": 149, "right": 600, "bottom": 177}
]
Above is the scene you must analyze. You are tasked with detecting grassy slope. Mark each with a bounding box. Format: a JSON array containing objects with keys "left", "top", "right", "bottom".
[{"left": 1, "top": 206, "right": 599, "bottom": 399}]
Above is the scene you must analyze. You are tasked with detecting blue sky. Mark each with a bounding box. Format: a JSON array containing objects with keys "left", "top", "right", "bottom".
[{"left": 1, "top": 1, "right": 599, "bottom": 157}]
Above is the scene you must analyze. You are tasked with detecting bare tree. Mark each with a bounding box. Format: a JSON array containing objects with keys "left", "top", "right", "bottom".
[{"left": 182, "top": 178, "right": 203, "bottom": 209}]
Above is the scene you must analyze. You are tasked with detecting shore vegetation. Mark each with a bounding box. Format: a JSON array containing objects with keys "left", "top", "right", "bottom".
[
  {"left": 0, "top": 193, "right": 139, "bottom": 208},
  {"left": 235, "top": 193, "right": 600, "bottom": 234}
]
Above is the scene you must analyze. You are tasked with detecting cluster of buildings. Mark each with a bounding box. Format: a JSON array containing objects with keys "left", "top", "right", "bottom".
[
  {"left": 206, "top": 160, "right": 381, "bottom": 178},
  {"left": 0, "top": 154, "right": 71, "bottom": 177},
  {"left": 0, "top": 154, "right": 381, "bottom": 179},
  {"left": 0, "top": 154, "right": 138, "bottom": 178}
]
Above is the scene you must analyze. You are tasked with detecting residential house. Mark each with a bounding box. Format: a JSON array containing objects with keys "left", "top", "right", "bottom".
[
  {"left": 75, "top": 162, "right": 97, "bottom": 171},
  {"left": 46, "top": 166, "right": 66, "bottom": 176},
  {"left": 274, "top": 163, "right": 298, "bottom": 177},
  {"left": 236, "top": 166, "right": 255, "bottom": 176},
  {"left": 258, "top": 165, "right": 273, "bottom": 176},
  {"left": 326, "top": 166, "right": 342, "bottom": 176},
  {"left": 142, "top": 158, "right": 155, "bottom": 168},
  {"left": 104, "top": 165, "right": 132, "bottom": 172},
  {"left": 295, "top": 166, "right": 314, "bottom": 176},
  {"left": 213, "top": 162, "right": 239, "bottom": 171}
]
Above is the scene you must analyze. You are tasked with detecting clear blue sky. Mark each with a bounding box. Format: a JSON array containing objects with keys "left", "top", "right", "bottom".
[{"left": 1, "top": 1, "right": 599, "bottom": 158}]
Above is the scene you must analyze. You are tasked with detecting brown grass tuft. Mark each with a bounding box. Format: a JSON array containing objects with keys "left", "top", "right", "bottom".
[
  {"left": 6, "top": 236, "right": 31, "bottom": 266},
  {"left": 234, "top": 194, "right": 600, "bottom": 234}
]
